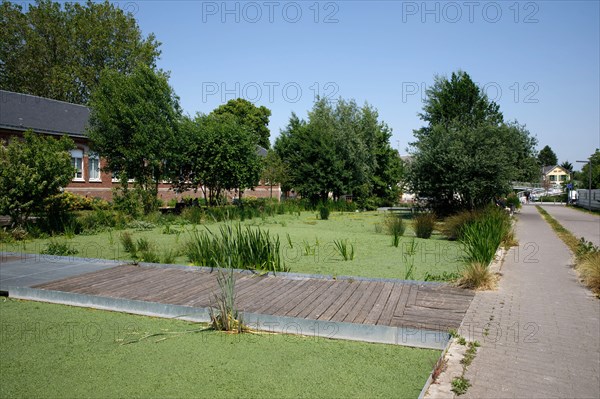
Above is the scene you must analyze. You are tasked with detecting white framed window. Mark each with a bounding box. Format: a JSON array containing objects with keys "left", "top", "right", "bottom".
[
  {"left": 88, "top": 152, "right": 101, "bottom": 181},
  {"left": 70, "top": 149, "right": 84, "bottom": 181}
]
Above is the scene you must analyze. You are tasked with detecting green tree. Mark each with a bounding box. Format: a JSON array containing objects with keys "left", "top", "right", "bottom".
[
  {"left": 577, "top": 149, "right": 600, "bottom": 189},
  {"left": 0, "top": 0, "right": 160, "bottom": 104},
  {"left": 408, "top": 72, "right": 538, "bottom": 213},
  {"left": 261, "top": 149, "right": 288, "bottom": 199},
  {"left": 0, "top": 131, "right": 74, "bottom": 226},
  {"left": 537, "top": 145, "right": 558, "bottom": 167},
  {"left": 275, "top": 98, "right": 403, "bottom": 205},
  {"left": 211, "top": 98, "right": 272, "bottom": 149},
  {"left": 560, "top": 161, "right": 573, "bottom": 173},
  {"left": 88, "top": 65, "right": 180, "bottom": 214},
  {"left": 171, "top": 114, "right": 261, "bottom": 205}
]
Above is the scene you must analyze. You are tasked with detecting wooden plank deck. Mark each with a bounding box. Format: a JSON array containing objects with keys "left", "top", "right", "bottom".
[{"left": 34, "top": 265, "right": 474, "bottom": 332}]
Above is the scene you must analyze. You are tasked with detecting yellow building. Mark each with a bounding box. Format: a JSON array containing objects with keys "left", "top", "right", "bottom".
[{"left": 541, "top": 165, "right": 571, "bottom": 186}]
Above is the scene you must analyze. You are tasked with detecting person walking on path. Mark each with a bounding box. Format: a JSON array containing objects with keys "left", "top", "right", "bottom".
[{"left": 459, "top": 206, "right": 599, "bottom": 398}]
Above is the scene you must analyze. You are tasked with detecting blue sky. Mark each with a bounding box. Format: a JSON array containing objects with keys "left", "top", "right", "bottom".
[{"left": 130, "top": 0, "right": 598, "bottom": 169}]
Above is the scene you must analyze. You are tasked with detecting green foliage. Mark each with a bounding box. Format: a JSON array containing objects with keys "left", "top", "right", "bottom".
[
  {"left": 88, "top": 64, "right": 180, "bottom": 214},
  {"left": 261, "top": 149, "right": 288, "bottom": 198},
  {"left": 384, "top": 214, "right": 405, "bottom": 247},
  {"left": 333, "top": 239, "right": 355, "bottom": 261},
  {"left": 402, "top": 238, "right": 418, "bottom": 279},
  {"left": 451, "top": 377, "right": 471, "bottom": 396},
  {"left": 0, "top": 131, "right": 74, "bottom": 227},
  {"left": 211, "top": 98, "right": 272, "bottom": 149},
  {"left": 319, "top": 206, "right": 331, "bottom": 220},
  {"left": 209, "top": 268, "right": 246, "bottom": 333},
  {"left": 170, "top": 113, "right": 261, "bottom": 206},
  {"left": 40, "top": 239, "right": 78, "bottom": 256},
  {"left": 408, "top": 71, "right": 538, "bottom": 214},
  {"left": 423, "top": 271, "right": 461, "bottom": 282},
  {"left": 0, "top": 0, "right": 159, "bottom": 104},
  {"left": 413, "top": 213, "right": 436, "bottom": 239},
  {"left": 184, "top": 223, "right": 287, "bottom": 273},
  {"left": 537, "top": 145, "right": 558, "bottom": 167},
  {"left": 120, "top": 232, "right": 136, "bottom": 255},
  {"left": 460, "top": 207, "right": 511, "bottom": 265},
  {"left": 575, "top": 149, "right": 600, "bottom": 189},
  {"left": 505, "top": 193, "right": 521, "bottom": 209},
  {"left": 275, "top": 98, "right": 403, "bottom": 205}
]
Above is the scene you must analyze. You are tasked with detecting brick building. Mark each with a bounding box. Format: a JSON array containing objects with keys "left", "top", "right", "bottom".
[{"left": 0, "top": 90, "right": 279, "bottom": 203}]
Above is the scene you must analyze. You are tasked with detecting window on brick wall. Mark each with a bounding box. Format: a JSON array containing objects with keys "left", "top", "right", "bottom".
[
  {"left": 70, "top": 149, "right": 83, "bottom": 181},
  {"left": 88, "top": 152, "right": 101, "bottom": 181}
]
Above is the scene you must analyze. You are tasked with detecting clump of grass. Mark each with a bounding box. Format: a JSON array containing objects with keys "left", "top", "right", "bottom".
[
  {"left": 402, "top": 238, "right": 418, "bottom": 280},
  {"left": 457, "top": 262, "right": 496, "bottom": 290},
  {"left": 460, "top": 207, "right": 510, "bottom": 264},
  {"left": 385, "top": 214, "right": 405, "bottom": 247},
  {"left": 209, "top": 267, "right": 246, "bottom": 333},
  {"left": 577, "top": 253, "right": 600, "bottom": 295},
  {"left": 441, "top": 210, "right": 481, "bottom": 240},
  {"left": 413, "top": 213, "right": 436, "bottom": 239},
  {"left": 333, "top": 239, "right": 355, "bottom": 261},
  {"left": 120, "top": 232, "right": 136, "bottom": 254},
  {"left": 451, "top": 376, "right": 471, "bottom": 395},
  {"left": 119, "top": 232, "right": 160, "bottom": 263},
  {"left": 161, "top": 249, "right": 178, "bottom": 264},
  {"left": 184, "top": 223, "right": 287, "bottom": 273},
  {"left": 40, "top": 240, "right": 78, "bottom": 256}
]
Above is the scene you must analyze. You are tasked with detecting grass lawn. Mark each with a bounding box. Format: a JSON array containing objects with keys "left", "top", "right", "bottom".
[
  {"left": 1, "top": 211, "right": 466, "bottom": 280},
  {"left": 0, "top": 299, "right": 440, "bottom": 398}
]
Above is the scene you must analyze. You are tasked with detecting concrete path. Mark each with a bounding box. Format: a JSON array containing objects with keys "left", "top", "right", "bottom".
[
  {"left": 459, "top": 206, "right": 600, "bottom": 398},
  {"left": 0, "top": 252, "right": 118, "bottom": 291},
  {"left": 537, "top": 204, "right": 600, "bottom": 247}
]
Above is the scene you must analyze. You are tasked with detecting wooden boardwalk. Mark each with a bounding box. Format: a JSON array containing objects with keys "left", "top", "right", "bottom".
[{"left": 34, "top": 264, "right": 474, "bottom": 332}]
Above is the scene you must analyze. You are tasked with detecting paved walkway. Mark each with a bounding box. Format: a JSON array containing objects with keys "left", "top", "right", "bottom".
[
  {"left": 538, "top": 204, "right": 600, "bottom": 247},
  {"left": 460, "top": 206, "right": 600, "bottom": 398}
]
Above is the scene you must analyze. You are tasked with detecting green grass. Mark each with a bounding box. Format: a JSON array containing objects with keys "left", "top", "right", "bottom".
[
  {"left": 1, "top": 211, "right": 467, "bottom": 281},
  {"left": 0, "top": 299, "right": 440, "bottom": 398}
]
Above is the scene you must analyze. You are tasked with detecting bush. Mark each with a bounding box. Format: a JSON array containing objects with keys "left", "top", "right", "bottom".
[
  {"left": 414, "top": 213, "right": 436, "bottom": 239},
  {"left": 457, "top": 262, "right": 495, "bottom": 290},
  {"left": 505, "top": 193, "right": 521, "bottom": 210},
  {"left": 460, "top": 207, "right": 511, "bottom": 265},
  {"left": 577, "top": 252, "right": 600, "bottom": 295},
  {"left": 41, "top": 240, "right": 79, "bottom": 256},
  {"left": 319, "top": 206, "right": 330, "bottom": 220},
  {"left": 184, "top": 223, "right": 287, "bottom": 272},
  {"left": 441, "top": 210, "right": 481, "bottom": 240}
]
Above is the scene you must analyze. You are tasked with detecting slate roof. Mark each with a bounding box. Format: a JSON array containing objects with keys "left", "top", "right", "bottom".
[
  {"left": 0, "top": 90, "right": 90, "bottom": 137},
  {"left": 541, "top": 165, "right": 568, "bottom": 175}
]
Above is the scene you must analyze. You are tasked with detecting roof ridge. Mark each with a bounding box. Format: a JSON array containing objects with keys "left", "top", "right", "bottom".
[{"left": 0, "top": 90, "right": 89, "bottom": 109}]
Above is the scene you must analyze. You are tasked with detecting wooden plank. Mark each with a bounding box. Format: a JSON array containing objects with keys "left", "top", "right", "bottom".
[
  {"left": 362, "top": 282, "right": 394, "bottom": 325},
  {"left": 351, "top": 282, "right": 386, "bottom": 324},
  {"left": 302, "top": 281, "right": 351, "bottom": 320},
  {"left": 276, "top": 280, "right": 331, "bottom": 317},
  {"left": 317, "top": 280, "right": 362, "bottom": 321},
  {"left": 329, "top": 281, "right": 372, "bottom": 322},
  {"left": 377, "top": 283, "right": 407, "bottom": 326},
  {"left": 254, "top": 278, "right": 312, "bottom": 314},
  {"left": 341, "top": 281, "right": 379, "bottom": 323},
  {"left": 291, "top": 280, "right": 339, "bottom": 319},
  {"left": 391, "top": 314, "right": 461, "bottom": 331},
  {"left": 240, "top": 278, "right": 298, "bottom": 313}
]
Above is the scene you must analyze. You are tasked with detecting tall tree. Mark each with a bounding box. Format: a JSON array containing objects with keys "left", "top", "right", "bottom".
[
  {"left": 577, "top": 149, "right": 600, "bottom": 189},
  {"left": 261, "top": 149, "right": 288, "bottom": 199},
  {"left": 88, "top": 64, "right": 180, "bottom": 214},
  {"left": 170, "top": 113, "right": 261, "bottom": 205},
  {"left": 211, "top": 98, "right": 272, "bottom": 149},
  {"left": 408, "top": 72, "right": 538, "bottom": 213},
  {"left": 538, "top": 145, "right": 558, "bottom": 167},
  {"left": 560, "top": 161, "right": 573, "bottom": 173},
  {"left": 0, "top": 0, "right": 160, "bottom": 104},
  {"left": 0, "top": 131, "right": 74, "bottom": 226}
]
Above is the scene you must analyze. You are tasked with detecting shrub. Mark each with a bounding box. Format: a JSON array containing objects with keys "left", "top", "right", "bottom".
[
  {"left": 41, "top": 240, "right": 78, "bottom": 256},
  {"left": 577, "top": 252, "right": 600, "bottom": 295},
  {"left": 333, "top": 239, "right": 355, "bottom": 261},
  {"left": 384, "top": 214, "right": 405, "bottom": 247},
  {"left": 460, "top": 207, "right": 511, "bottom": 264},
  {"left": 441, "top": 210, "right": 481, "bottom": 240},
  {"left": 414, "top": 213, "right": 436, "bottom": 239},
  {"left": 181, "top": 206, "right": 204, "bottom": 224},
  {"left": 319, "top": 206, "right": 330, "bottom": 220},
  {"left": 184, "top": 223, "right": 287, "bottom": 273},
  {"left": 505, "top": 193, "right": 521, "bottom": 210},
  {"left": 457, "top": 262, "right": 495, "bottom": 290}
]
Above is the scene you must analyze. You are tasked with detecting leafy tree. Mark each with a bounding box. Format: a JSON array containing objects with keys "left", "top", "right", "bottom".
[
  {"left": 0, "top": 0, "right": 160, "bottom": 104},
  {"left": 576, "top": 149, "right": 600, "bottom": 189},
  {"left": 408, "top": 72, "right": 538, "bottom": 213},
  {"left": 275, "top": 98, "right": 403, "bottom": 205},
  {"left": 88, "top": 64, "right": 180, "bottom": 214},
  {"left": 171, "top": 114, "right": 262, "bottom": 205},
  {"left": 211, "top": 98, "right": 272, "bottom": 149},
  {"left": 0, "top": 131, "right": 74, "bottom": 226},
  {"left": 261, "top": 149, "right": 288, "bottom": 199},
  {"left": 537, "top": 145, "right": 558, "bottom": 167},
  {"left": 560, "top": 161, "right": 573, "bottom": 173}
]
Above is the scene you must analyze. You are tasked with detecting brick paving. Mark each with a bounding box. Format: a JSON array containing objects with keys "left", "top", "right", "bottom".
[{"left": 459, "top": 206, "right": 600, "bottom": 398}]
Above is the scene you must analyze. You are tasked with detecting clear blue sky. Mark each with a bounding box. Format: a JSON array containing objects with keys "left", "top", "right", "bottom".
[{"left": 130, "top": 0, "right": 598, "bottom": 170}]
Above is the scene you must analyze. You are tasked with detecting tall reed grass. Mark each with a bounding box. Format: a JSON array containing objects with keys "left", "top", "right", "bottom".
[{"left": 184, "top": 223, "right": 287, "bottom": 272}]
